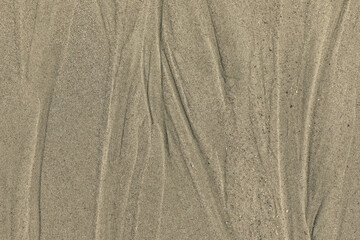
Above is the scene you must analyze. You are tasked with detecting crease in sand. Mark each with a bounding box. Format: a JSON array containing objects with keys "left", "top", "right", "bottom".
[
  {"left": 24, "top": 1, "right": 80, "bottom": 239},
  {"left": 336, "top": 127, "right": 356, "bottom": 239},
  {"left": 161, "top": 44, "right": 231, "bottom": 239},
  {"left": 125, "top": 3, "right": 161, "bottom": 234},
  {"left": 122, "top": 118, "right": 149, "bottom": 239},
  {"left": 132, "top": 125, "right": 166, "bottom": 240},
  {"left": 300, "top": 1, "right": 350, "bottom": 236},
  {"left": 117, "top": 3, "right": 162, "bottom": 239},
  {"left": 94, "top": 0, "right": 126, "bottom": 238},
  {"left": 202, "top": 1, "right": 228, "bottom": 207},
  {"left": 275, "top": 2, "right": 288, "bottom": 239},
  {"left": 12, "top": 0, "right": 40, "bottom": 238},
  {"left": 135, "top": 1, "right": 167, "bottom": 238},
  {"left": 116, "top": 81, "right": 143, "bottom": 239},
  {"left": 94, "top": 0, "right": 151, "bottom": 236}
]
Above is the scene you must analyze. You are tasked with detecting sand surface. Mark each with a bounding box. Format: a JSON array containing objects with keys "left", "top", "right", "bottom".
[{"left": 1, "top": 1, "right": 359, "bottom": 239}]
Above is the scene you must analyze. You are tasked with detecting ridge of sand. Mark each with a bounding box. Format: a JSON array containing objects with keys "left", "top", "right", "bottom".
[{"left": 1, "top": 1, "right": 359, "bottom": 239}]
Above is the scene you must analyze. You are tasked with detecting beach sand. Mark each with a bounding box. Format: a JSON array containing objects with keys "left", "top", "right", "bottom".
[{"left": 1, "top": 0, "right": 359, "bottom": 239}]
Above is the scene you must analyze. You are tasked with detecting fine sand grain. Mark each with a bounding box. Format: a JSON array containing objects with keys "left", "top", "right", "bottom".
[{"left": 1, "top": 1, "right": 359, "bottom": 239}]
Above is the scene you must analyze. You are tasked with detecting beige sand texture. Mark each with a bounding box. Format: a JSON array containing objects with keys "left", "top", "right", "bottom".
[{"left": 1, "top": 0, "right": 359, "bottom": 239}]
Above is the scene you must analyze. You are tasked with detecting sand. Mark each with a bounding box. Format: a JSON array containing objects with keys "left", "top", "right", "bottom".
[{"left": 1, "top": 0, "right": 359, "bottom": 239}]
